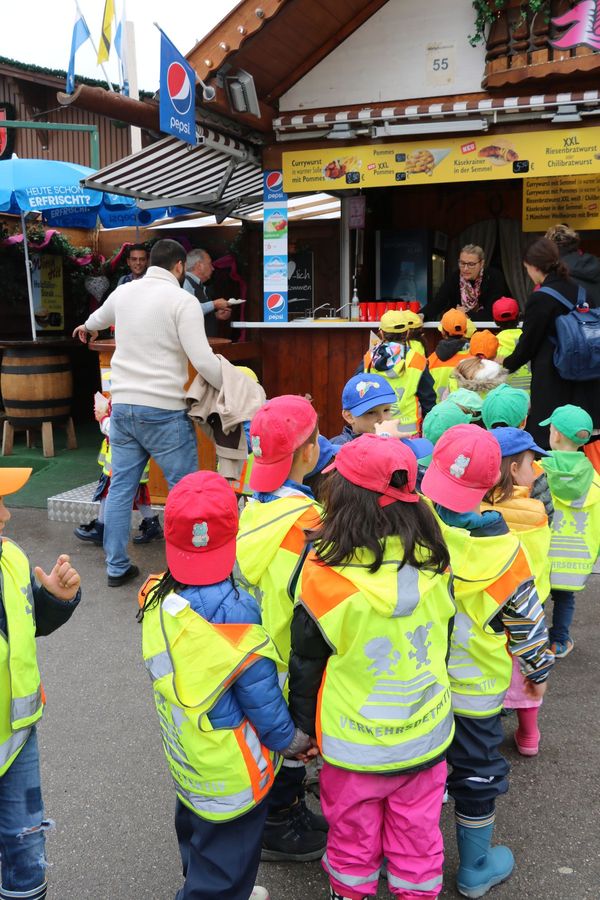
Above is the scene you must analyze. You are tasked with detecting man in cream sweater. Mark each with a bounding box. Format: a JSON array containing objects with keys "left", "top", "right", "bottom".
[{"left": 73, "top": 239, "right": 223, "bottom": 587}]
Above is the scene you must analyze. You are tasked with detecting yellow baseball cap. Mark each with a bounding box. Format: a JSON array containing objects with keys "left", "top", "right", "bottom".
[
  {"left": 236, "top": 366, "right": 259, "bottom": 383},
  {"left": 0, "top": 468, "right": 32, "bottom": 496},
  {"left": 380, "top": 310, "right": 409, "bottom": 333}
]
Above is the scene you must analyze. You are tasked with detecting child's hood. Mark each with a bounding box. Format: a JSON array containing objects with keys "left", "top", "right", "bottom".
[
  {"left": 333, "top": 536, "right": 446, "bottom": 618},
  {"left": 481, "top": 486, "right": 547, "bottom": 532},
  {"left": 437, "top": 517, "right": 520, "bottom": 590},
  {"left": 436, "top": 337, "right": 468, "bottom": 362},
  {"left": 236, "top": 495, "right": 319, "bottom": 583},
  {"left": 540, "top": 451, "right": 596, "bottom": 502},
  {"left": 454, "top": 367, "right": 506, "bottom": 395}
]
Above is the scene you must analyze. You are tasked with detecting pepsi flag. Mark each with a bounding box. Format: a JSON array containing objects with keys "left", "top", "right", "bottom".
[{"left": 158, "top": 27, "right": 196, "bottom": 146}]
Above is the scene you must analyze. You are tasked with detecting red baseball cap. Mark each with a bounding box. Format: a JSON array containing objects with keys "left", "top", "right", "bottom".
[
  {"left": 421, "top": 424, "right": 501, "bottom": 513},
  {"left": 249, "top": 395, "right": 318, "bottom": 492},
  {"left": 164, "top": 471, "right": 239, "bottom": 585},
  {"left": 492, "top": 296, "right": 520, "bottom": 322},
  {"left": 323, "top": 433, "right": 418, "bottom": 505}
]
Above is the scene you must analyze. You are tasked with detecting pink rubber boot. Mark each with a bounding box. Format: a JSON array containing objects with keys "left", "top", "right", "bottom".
[{"left": 515, "top": 707, "right": 540, "bottom": 756}]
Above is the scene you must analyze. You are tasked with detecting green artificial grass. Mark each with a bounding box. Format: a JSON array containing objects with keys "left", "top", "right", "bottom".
[{"left": 0, "top": 422, "right": 101, "bottom": 508}]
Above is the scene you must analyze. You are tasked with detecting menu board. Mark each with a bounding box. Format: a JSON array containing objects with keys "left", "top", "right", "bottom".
[
  {"left": 523, "top": 174, "right": 600, "bottom": 232},
  {"left": 31, "top": 254, "right": 64, "bottom": 331},
  {"left": 283, "top": 127, "right": 600, "bottom": 193}
]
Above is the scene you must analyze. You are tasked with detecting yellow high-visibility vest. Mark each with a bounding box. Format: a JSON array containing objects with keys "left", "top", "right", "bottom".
[
  {"left": 299, "top": 540, "right": 455, "bottom": 772},
  {"left": 0, "top": 539, "right": 43, "bottom": 776},
  {"left": 547, "top": 476, "right": 600, "bottom": 591},
  {"left": 364, "top": 347, "right": 427, "bottom": 433},
  {"left": 141, "top": 587, "right": 285, "bottom": 822},
  {"left": 496, "top": 328, "right": 531, "bottom": 394}
]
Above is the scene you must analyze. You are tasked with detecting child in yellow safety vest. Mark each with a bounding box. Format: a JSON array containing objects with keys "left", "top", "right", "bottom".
[
  {"left": 421, "top": 424, "right": 553, "bottom": 899},
  {"left": 362, "top": 311, "right": 436, "bottom": 434},
  {"left": 0, "top": 467, "right": 81, "bottom": 900},
  {"left": 428, "top": 308, "right": 471, "bottom": 401},
  {"left": 288, "top": 434, "right": 454, "bottom": 900},
  {"left": 492, "top": 297, "right": 531, "bottom": 394},
  {"left": 74, "top": 393, "right": 161, "bottom": 545},
  {"left": 537, "top": 405, "right": 600, "bottom": 659},
  {"left": 138, "top": 471, "right": 312, "bottom": 900},
  {"left": 481, "top": 427, "right": 552, "bottom": 758},
  {"left": 235, "top": 395, "right": 328, "bottom": 862},
  {"left": 397, "top": 308, "right": 427, "bottom": 357}
]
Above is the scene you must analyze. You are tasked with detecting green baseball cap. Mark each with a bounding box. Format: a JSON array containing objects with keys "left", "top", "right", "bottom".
[
  {"left": 539, "top": 405, "right": 593, "bottom": 445},
  {"left": 446, "top": 388, "right": 484, "bottom": 417},
  {"left": 482, "top": 383, "right": 530, "bottom": 430},
  {"left": 423, "top": 402, "right": 471, "bottom": 445}
]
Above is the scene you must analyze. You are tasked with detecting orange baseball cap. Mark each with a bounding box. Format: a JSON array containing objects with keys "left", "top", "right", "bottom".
[
  {"left": 470, "top": 330, "right": 499, "bottom": 360},
  {"left": 440, "top": 309, "right": 468, "bottom": 336},
  {"left": 0, "top": 468, "right": 32, "bottom": 496}
]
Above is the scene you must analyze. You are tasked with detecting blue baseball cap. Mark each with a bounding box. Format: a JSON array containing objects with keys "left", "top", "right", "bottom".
[
  {"left": 342, "top": 374, "right": 396, "bottom": 416},
  {"left": 492, "top": 427, "right": 549, "bottom": 457},
  {"left": 400, "top": 437, "right": 434, "bottom": 462},
  {"left": 307, "top": 435, "right": 340, "bottom": 478}
]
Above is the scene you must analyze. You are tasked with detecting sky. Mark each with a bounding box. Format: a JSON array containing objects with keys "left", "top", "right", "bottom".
[{"left": 0, "top": 0, "right": 240, "bottom": 93}]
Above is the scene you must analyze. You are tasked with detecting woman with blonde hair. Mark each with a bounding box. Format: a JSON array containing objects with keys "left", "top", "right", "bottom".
[{"left": 423, "top": 243, "right": 507, "bottom": 322}]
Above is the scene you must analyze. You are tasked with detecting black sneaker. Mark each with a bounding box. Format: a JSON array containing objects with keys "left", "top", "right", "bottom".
[
  {"left": 261, "top": 803, "right": 327, "bottom": 862},
  {"left": 74, "top": 520, "right": 104, "bottom": 545},
  {"left": 294, "top": 798, "right": 328, "bottom": 833},
  {"left": 107, "top": 564, "right": 140, "bottom": 588},
  {"left": 133, "top": 515, "right": 163, "bottom": 544}
]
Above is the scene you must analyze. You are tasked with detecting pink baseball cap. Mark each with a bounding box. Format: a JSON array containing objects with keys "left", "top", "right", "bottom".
[
  {"left": 249, "top": 395, "right": 318, "bottom": 492},
  {"left": 164, "top": 471, "right": 239, "bottom": 585},
  {"left": 421, "top": 424, "right": 501, "bottom": 513},
  {"left": 323, "top": 433, "right": 418, "bottom": 505}
]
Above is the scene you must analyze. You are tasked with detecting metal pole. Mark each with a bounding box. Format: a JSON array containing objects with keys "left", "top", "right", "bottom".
[
  {"left": 125, "top": 20, "right": 142, "bottom": 153},
  {"left": 20, "top": 211, "right": 38, "bottom": 341},
  {"left": 2, "top": 121, "right": 100, "bottom": 169}
]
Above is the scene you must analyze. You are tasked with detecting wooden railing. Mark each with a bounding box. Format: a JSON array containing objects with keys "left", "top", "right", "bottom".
[{"left": 483, "top": 0, "right": 600, "bottom": 89}]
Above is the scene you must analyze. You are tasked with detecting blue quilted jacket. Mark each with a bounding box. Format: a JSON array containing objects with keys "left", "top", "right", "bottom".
[{"left": 178, "top": 578, "right": 295, "bottom": 752}]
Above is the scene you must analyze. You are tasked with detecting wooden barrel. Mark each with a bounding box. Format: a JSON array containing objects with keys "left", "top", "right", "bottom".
[{"left": 1, "top": 348, "right": 73, "bottom": 426}]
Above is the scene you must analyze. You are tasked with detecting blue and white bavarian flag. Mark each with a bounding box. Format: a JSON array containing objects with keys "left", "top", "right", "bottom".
[{"left": 66, "top": 5, "right": 91, "bottom": 95}]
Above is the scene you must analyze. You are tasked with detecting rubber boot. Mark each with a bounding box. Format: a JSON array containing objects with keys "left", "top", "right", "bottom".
[
  {"left": 73, "top": 519, "right": 104, "bottom": 544},
  {"left": 250, "top": 888, "right": 270, "bottom": 900},
  {"left": 133, "top": 515, "right": 163, "bottom": 544},
  {"left": 514, "top": 707, "right": 540, "bottom": 756},
  {"left": 329, "top": 887, "right": 366, "bottom": 900},
  {"left": 0, "top": 882, "right": 47, "bottom": 899},
  {"left": 456, "top": 816, "right": 514, "bottom": 898}
]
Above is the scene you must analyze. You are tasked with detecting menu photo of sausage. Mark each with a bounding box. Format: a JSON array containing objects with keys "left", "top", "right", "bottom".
[
  {"left": 478, "top": 141, "right": 519, "bottom": 166},
  {"left": 323, "top": 155, "right": 362, "bottom": 181}
]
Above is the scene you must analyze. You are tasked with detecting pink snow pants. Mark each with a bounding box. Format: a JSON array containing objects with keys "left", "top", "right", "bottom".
[{"left": 319, "top": 760, "right": 446, "bottom": 899}]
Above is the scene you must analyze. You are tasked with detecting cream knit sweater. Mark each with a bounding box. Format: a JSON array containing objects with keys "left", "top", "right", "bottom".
[{"left": 85, "top": 266, "right": 223, "bottom": 410}]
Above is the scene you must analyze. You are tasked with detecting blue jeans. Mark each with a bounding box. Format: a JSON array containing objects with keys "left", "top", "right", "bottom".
[
  {"left": 104, "top": 404, "right": 198, "bottom": 576},
  {"left": 0, "top": 728, "right": 48, "bottom": 896},
  {"left": 549, "top": 590, "right": 576, "bottom": 645}
]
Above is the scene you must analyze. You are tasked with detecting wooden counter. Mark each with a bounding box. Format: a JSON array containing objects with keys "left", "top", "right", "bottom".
[
  {"left": 88, "top": 338, "right": 261, "bottom": 504},
  {"left": 231, "top": 321, "right": 495, "bottom": 438}
]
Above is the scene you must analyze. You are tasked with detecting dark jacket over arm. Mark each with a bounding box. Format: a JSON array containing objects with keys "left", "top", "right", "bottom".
[
  {"left": 423, "top": 267, "right": 507, "bottom": 321},
  {"left": 33, "top": 579, "right": 81, "bottom": 637},
  {"left": 416, "top": 367, "right": 436, "bottom": 418},
  {"left": 288, "top": 603, "right": 332, "bottom": 737}
]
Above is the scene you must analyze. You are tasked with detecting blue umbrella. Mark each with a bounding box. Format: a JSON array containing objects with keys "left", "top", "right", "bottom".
[{"left": 0, "top": 156, "right": 176, "bottom": 337}]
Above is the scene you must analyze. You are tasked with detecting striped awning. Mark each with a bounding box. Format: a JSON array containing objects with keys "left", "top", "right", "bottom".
[
  {"left": 274, "top": 89, "right": 600, "bottom": 132},
  {"left": 83, "top": 126, "right": 263, "bottom": 220},
  {"left": 150, "top": 192, "right": 340, "bottom": 228}
]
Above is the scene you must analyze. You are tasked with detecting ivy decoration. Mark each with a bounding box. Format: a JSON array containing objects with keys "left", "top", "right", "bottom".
[{"left": 469, "top": 0, "right": 549, "bottom": 47}]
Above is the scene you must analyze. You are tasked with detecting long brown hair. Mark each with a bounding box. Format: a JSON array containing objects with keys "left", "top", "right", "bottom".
[
  {"left": 483, "top": 451, "right": 527, "bottom": 504},
  {"left": 524, "top": 237, "right": 569, "bottom": 278},
  {"left": 306, "top": 469, "right": 449, "bottom": 575}
]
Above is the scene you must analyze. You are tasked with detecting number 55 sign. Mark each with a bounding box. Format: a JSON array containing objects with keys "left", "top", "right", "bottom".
[{"left": 425, "top": 43, "right": 455, "bottom": 87}]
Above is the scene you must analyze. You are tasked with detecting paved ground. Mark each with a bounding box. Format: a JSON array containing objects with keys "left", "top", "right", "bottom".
[{"left": 11, "top": 510, "right": 600, "bottom": 899}]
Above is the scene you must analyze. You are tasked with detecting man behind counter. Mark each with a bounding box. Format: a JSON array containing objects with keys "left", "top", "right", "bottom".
[
  {"left": 117, "top": 244, "right": 149, "bottom": 286},
  {"left": 184, "top": 249, "right": 232, "bottom": 337}
]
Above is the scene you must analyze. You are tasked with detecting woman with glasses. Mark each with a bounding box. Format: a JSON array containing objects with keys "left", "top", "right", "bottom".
[{"left": 422, "top": 244, "right": 507, "bottom": 323}]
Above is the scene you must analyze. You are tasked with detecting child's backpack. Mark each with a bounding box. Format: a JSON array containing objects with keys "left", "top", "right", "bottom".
[{"left": 537, "top": 285, "right": 600, "bottom": 380}]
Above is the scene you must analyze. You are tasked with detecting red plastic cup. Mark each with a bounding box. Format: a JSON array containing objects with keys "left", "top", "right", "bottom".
[
  {"left": 386, "top": 301, "right": 397, "bottom": 311},
  {"left": 376, "top": 302, "right": 387, "bottom": 320},
  {"left": 397, "top": 301, "right": 408, "bottom": 311},
  {"left": 409, "top": 301, "right": 421, "bottom": 313},
  {"left": 359, "top": 302, "right": 369, "bottom": 322},
  {"left": 367, "top": 302, "right": 378, "bottom": 322}
]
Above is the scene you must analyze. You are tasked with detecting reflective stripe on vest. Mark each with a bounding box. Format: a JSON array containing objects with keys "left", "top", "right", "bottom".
[
  {"left": 439, "top": 522, "right": 526, "bottom": 716},
  {"left": 547, "top": 482, "right": 600, "bottom": 591},
  {"left": 364, "top": 349, "right": 425, "bottom": 430},
  {"left": 301, "top": 544, "right": 455, "bottom": 772},
  {"left": 141, "top": 590, "right": 284, "bottom": 822},
  {"left": 0, "top": 538, "right": 43, "bottom": 776}
]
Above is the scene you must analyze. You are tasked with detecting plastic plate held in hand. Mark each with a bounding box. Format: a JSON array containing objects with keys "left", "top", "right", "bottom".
[{"left": 228, "top": 297, "right": 246, "bottom": 306}]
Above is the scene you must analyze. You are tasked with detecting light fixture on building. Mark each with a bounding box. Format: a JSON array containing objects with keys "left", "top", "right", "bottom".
[
  {"left": 551, "top": 104, "right": 582, "bottom": 124},
  {"left": 327, "top": 123, "right": 359, "bottom": 140},
  {"left": 224, "top": 69, "right": 261, "bottom": 117},
  {"left": 371, "top": 118, "right": 489, "bottom": 137}
]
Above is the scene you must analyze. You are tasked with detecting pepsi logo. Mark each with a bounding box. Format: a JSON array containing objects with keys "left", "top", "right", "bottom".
[
  {"left": 167, "top": 62, "right": 193, "bottom": 116},
  {"left": 266, "top": 171, "right": 283, "bottom": 191},
  {"left": 267, "top": 293, "right": 285, "bottom": 312}
]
